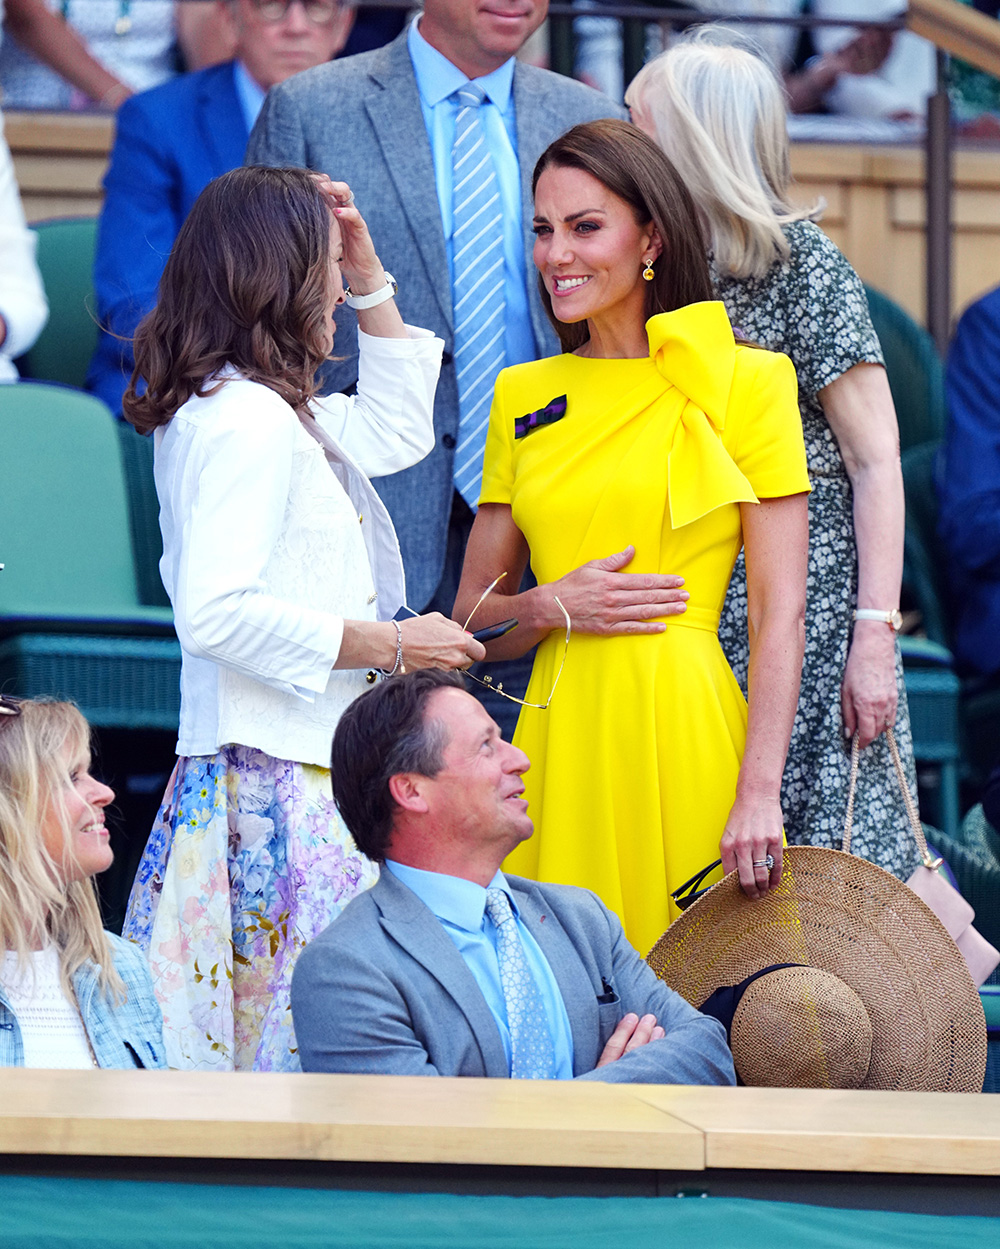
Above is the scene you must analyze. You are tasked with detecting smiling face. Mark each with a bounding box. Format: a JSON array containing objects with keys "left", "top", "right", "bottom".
[
  {"left": 532, "top": 164, "right": 661, "bottom": 345},
  {"left": 418, "top": 0, "right": 549, "bottom": 79},
  {"left": 40, "top": 744, "right": 115, "bottom": 886},
  {"left": 415, "top": 688, "right": 533, "bottom": 867}
]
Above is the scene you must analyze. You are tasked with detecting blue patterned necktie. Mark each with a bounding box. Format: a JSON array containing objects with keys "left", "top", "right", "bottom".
[
  {"left": 450, "top": 83, "right": 507, "bottom": 510},
  {"left": 484, "top": 887, "right": 557, "bottom": 1080}
]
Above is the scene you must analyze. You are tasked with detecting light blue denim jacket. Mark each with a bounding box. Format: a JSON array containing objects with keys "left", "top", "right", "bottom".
[{"left": 0, "top": 933, "right": 165, "bottom": 1068}]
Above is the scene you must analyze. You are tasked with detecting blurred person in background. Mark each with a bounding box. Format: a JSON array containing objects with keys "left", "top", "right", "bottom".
[
  {"left": 88, "top": 0, "right": 353, "bottom": 416},
  {"left": 0, "top": 0, "right": 178, "bottom": 110},
  {"left": 628, "top": 30, "right": 920, "bottom": 881},
  {"left": 0, "top": 105, "right": 46, "bottom": 382},
  {"left": 938, "top": 285, "right": 1000, "bottom": 682},
  {"left": 0, "top": 697, "right": 165, "bottom": 1069}
]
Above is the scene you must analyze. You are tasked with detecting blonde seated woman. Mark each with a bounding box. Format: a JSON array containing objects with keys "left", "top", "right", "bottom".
[{"left": 0, "top": 697, "right": 165, "bottom": 1068}]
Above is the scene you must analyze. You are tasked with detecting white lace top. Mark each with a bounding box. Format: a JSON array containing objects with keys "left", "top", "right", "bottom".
[
  {"left": 154, "top": 326, "right": 443, "bottom": 766},
  {"left": 0, "top": 947, "right": 95, "bottom": 1068}
]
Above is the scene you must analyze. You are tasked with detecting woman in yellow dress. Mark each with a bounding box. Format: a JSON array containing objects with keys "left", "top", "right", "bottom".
[{"left": 454, "top": 120, "right": 811, "bottom": 956}]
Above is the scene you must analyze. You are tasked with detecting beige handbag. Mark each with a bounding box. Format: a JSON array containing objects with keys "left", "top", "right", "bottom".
[{"left": 845, "top": 729, "right": 1000, "bottom": 986}]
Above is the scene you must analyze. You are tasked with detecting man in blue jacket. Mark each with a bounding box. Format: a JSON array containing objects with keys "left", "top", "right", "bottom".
[
  {"left": 87, "top": 0, "right": 352, "bottom": 415},
  {"left": 939, "top": 285, "right": 1000, "bottom": 677}
]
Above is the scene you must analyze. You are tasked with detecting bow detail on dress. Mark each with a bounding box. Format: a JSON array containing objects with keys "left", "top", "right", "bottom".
[{"left": 647, "top": 302, "right": 759, "bottom": 529}]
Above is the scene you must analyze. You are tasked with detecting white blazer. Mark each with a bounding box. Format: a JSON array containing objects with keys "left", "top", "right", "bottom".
[{"left": 155, "top": 325, "right": 443, "bottom": 766}]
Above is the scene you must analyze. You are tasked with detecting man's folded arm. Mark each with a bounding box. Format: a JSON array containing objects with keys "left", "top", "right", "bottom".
[{"left": 574, "top": 892, "right": 736, "bottom": 1086}]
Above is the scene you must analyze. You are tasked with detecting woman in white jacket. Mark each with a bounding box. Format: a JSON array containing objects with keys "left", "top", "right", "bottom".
[{"left": 121, "top": 165, "right": 484, "bottom": 1072}]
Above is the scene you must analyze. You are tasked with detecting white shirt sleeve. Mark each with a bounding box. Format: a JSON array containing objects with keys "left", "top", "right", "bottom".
[
  {"left": 0, "top": 111, "right": 48, "bottom": 376},
  {"left": 312, "top": 324, "right": 443, "bottom": 477},
  {"left": 166, "top": 387, "right": 345, "bottom": 697}
]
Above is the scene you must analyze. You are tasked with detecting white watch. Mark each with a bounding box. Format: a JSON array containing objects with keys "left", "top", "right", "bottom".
[
  {"left": 853, "top": 608, "right": 903, "bottom": 632},
  {"left": 345, "top": 272, "right": 397, "bottom": 310}
]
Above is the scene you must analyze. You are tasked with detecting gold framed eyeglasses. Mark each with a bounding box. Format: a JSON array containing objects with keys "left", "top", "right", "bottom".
[{"left": 459, "top": 573, "right": 571, "bottom": 710}]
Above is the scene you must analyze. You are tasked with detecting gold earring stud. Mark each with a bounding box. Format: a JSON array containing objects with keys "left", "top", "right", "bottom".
[{"left": 642, "top": 259, "right": 655, "bottom": 281}]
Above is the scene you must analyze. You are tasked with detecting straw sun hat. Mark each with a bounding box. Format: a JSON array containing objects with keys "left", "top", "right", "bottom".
[{"left": 646, "top": 846, "right": 987, "bottom": 1092}]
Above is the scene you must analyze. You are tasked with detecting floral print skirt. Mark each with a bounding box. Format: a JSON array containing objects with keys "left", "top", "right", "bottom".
[{"left": 123, "top": 746, "right": 379, "bottom": 1072}]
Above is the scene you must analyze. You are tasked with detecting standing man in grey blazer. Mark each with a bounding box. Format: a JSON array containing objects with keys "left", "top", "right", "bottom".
[
  {"left": 246, "top": 1, "right": 624, "bottom": 725},
  {"left": 291, "top": 671, "right": 736, "bottom": 1085}
]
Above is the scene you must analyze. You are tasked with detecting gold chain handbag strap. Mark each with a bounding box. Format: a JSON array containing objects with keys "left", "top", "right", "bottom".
[{"left": 842, "top": 728, "right": 940, "bottom": 868}]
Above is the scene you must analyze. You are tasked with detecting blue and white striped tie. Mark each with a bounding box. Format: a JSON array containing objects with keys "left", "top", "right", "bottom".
[
  {"left": 451, "top": 84, "right": 507, "bottom": 510},
  {"left": 485, "top": 887, "right": 557, "bottom": 1080}
]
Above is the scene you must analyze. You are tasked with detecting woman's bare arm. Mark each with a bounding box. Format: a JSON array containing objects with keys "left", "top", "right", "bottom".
[
  {"left": 720, "top": 493, "right": 809, "bottom": 899},
  {"left": 4, "top": 0, "right": 132, "bottom": 107},
  {"left": 453, "top": 502, "right": 689, "bottom": 660},
  {"left": 819, "top": 362, "right": 904, "bottom": 748}
]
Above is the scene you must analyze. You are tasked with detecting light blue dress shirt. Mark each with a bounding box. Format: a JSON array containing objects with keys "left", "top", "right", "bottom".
[
  {"left": 233, "top": 60, "right": 267, "bottom": 134},
  {"left": 406, "top": 18, "right": 538, "bottom": 371},
  {"left": 384, "top": 860, "right": 575, "bottom": 1078}
]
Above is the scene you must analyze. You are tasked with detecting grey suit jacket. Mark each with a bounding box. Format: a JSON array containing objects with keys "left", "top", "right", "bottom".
[
  {"left": 246, "top": 33, "right": 625, "bottom": 608},
  {"left": 291, "top": 871, "right": 736, "bottom": 1085}
]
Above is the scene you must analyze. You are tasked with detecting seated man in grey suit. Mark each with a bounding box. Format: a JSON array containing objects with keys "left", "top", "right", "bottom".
[
  {"left": 247, "top": 0, "right": 624, "bottom": 733},
  {"left": 291, "top": 672, "right": 736, "bottom": 1084}
]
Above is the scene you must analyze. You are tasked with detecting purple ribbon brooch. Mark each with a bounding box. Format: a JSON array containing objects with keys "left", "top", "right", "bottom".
[{"left": 514, "top": 394, "right": 567, "bottom": 440}]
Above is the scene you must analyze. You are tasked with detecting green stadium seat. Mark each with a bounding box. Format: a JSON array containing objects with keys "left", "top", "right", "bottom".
[
  {"left": 16, "top": 216, "right": 99, "bottom": 390},
  {"left": 0, "top": 382, "right": 179, "bottom": 730},
  {"left": 865, "top": 285, "right": 946, "bottom": 453}
]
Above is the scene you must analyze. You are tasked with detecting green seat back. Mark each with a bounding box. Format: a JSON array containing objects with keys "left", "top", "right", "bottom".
[
  {"left": 0, "top": 383, "right": 142, "bottom": 622},
  {"left": 865, "top": 285, "right": 946, "bottom": 452},
  {"left": 117, "top": 423, "right": 169, "bottom": 608},
  {"left": 18, "top": 217, "right": 99, "bottom": 390},
  {"left": 901, "top": 440, "right": 952, "bottom": 647}
]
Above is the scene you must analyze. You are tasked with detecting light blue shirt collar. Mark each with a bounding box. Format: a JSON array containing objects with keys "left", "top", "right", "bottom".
[
  {"left": 384, "top": 861, "right": 516, "bottom": 933},
  {"left": 233, "top": 60, "right": 267, "bottom": 133},
  {"left": 407, "top": 15, "right": 515, "bottom": 111}
]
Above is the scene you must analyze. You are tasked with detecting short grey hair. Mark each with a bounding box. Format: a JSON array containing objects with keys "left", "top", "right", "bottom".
[{"left": 626, "top": 26, "right": 820, "bottom": 281}]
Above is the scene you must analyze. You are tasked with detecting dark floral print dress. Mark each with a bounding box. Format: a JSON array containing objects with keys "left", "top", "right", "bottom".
[{"left": 714, "top": 220, "right": 920, "bottom": 879}]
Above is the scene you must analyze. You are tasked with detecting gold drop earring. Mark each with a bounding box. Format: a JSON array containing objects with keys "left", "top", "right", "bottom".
[{"left": 642, "top": 257, "right": 655, "bottom": 282}]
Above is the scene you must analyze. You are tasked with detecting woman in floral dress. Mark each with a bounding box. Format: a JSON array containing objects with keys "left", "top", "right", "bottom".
[
  {"left": 121, "top": 167, "right": 483, "bottom": 1071},
  {"left": 627, "top": 32, "right": 920, "bottom": 878}
]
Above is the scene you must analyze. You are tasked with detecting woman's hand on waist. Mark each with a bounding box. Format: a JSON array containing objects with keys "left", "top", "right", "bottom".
[
  {"left": 545, "top": 545, "right": 688, "bottom": 635},
  {"left": 842, "top": 620, "right": 899, "bottom": 749},
  {"left": 719, "top": 793, "right": 784, "bottom": 901}
]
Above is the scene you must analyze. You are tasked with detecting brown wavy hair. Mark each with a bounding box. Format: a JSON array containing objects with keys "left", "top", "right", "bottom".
[
  {"left": 532, "top": 119, "right": 714, "bottom": 353},
  {"left": 123, "top": 166, "right": 335, "bottom": 434}
]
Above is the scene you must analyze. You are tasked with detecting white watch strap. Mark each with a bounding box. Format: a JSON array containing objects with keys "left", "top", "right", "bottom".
[
  {"left": 345, "top": 272, "right": 396, "bottom": 310},
  {"left": 853, "top": 608, "right": 902, "bottom": 631}
]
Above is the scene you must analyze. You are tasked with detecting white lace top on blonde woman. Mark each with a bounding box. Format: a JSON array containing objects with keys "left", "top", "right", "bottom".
[
  {"left": 154, "top": 325, "right": 443, "bottom": 767},
  {"left": 1, "top": 947, "right": 95, "bottom": 1068}
]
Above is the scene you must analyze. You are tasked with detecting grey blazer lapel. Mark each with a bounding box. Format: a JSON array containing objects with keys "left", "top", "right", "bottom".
[
  {"left": 373, "top": 871, "right": 509, "bottom": 1077},
  {"left": 514, "top": 880, "right": 602, "bottom": 1075},
  {"left": 364, "top": 38, "right": 452, "bottom": 331}
]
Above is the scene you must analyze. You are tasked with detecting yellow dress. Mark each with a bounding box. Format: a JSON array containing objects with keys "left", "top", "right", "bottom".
[{"left": 479, "top": 303, "right": 810, "bottom": 956}]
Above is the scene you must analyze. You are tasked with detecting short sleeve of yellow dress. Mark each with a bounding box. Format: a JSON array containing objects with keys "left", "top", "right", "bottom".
[{"left": 482, "top": 301, "right": 810, "bottom": 957}]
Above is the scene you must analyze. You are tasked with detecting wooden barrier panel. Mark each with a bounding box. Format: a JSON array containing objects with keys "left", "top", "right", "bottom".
[
  {"left": 0, "top": 1069, "right": 703, "bottom": 1171},
  {"left": 636, "top": 1084, "right": 1000, "bottom": 1176},
  {"left": 1, "top": 1069, "right": 999, "bottom": 1180},
  {"left": 8, "top": 110, "right": 1000, "bottom": 330}
]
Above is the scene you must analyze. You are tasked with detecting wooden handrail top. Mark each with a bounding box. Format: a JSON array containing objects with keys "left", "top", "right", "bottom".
[
  {"left": 909, "top": 0, "right": 1000, "bottom": 78},
  {"left": 0, "top": 1069, "right": 998, "bottom": 1176}
]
